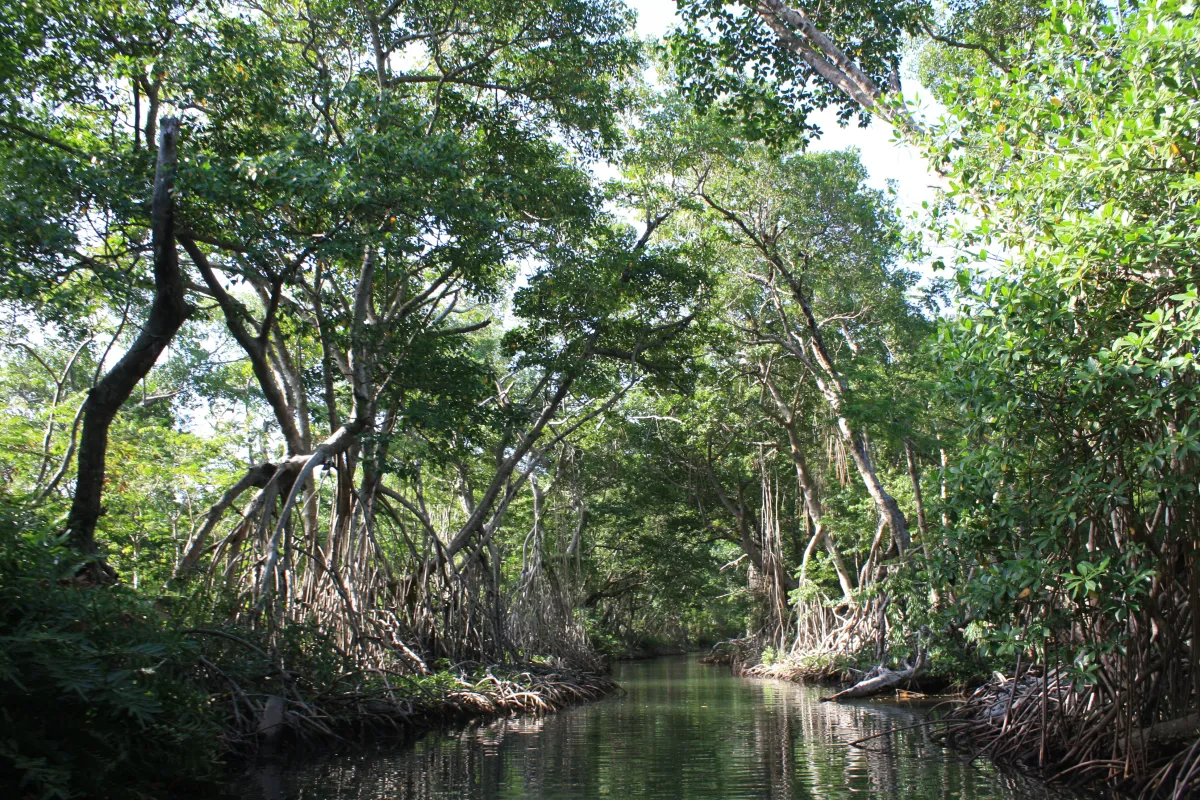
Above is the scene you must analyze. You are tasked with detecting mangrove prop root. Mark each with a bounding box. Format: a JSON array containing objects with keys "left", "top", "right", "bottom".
[
  {"left": 204, "top": 661, "right": 616, "bottom": 753},
  {"left": 930, "top": 666, "right": 1200, "bottom": 797}
]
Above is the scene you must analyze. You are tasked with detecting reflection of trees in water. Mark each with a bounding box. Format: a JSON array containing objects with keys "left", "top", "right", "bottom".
[
  {"left": 297, "top": 713, "right": 585, "bottom": 800},
  {"left": 246, "top": 663, "right": 1073, "bottom": 800},
  {"left": 745, "top": 682, "right": 1063, "bottom": 800},
  {"left": 747, "top": 681, "right": 926, "bottom": 799}
]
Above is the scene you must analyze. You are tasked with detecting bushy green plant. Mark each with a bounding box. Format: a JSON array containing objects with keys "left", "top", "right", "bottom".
[
  {"left": 760, "top": 646, "right": 779, "bottom": 667},
  {"left": 0, "top": 506, "right": 221, "bottom": 799},
  {"left": 926, "top": 0, "right": 1200, "bottom": 676}
]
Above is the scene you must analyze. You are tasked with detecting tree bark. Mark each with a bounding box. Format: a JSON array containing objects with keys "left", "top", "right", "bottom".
[
  {"left": 745, "top": 0, "right": 919, "bottom": 133},
  {"left": 65, "top": 117, "right": 189, "bottom": 557},
  {"left": 793, "top": 455, "right": 855, "bottom": 600},
  {"left": 749, "top": 0, "right": 884, "bottom": 114},
  {"left": 172, "top": 462, "right": 276, "bottom": 578},
  {"left": 904, "top": 439, "right": 929, "bottom": 538},
  {"left": 842, "top": 422, "right": 911, "bottom": 555}
]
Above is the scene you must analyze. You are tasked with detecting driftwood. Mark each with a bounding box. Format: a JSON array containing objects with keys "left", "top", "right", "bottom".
[
  {"left": 1140, "top": 713, "right": 1200, "bottom": 747},
  {"left": 820, "top": 650, "right": 927, "bottom": 702}
]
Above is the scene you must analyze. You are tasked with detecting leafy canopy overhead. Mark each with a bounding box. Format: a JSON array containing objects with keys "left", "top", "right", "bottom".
[{"left": 665, "top": 0, "right": 924, "bottom": 142}]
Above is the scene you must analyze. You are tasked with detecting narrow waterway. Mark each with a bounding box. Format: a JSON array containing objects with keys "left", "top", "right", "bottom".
[{"left": 236, "top": 656, "right": 1085, "bottom": 799}]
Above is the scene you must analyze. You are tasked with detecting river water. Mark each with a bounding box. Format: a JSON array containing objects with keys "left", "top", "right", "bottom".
[{"left": 236, "top": 656, "right": 1083, "bottom": 800}]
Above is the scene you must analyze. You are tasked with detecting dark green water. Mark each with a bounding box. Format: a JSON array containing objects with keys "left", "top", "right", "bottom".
[{"left": 237, "top": 656, "right": 1081, "bottom": 800}]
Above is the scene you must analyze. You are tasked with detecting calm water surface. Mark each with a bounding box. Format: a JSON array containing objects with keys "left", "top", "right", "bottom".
[{"left": 237, "top": 656, "right": 1085, "bottom": 800}]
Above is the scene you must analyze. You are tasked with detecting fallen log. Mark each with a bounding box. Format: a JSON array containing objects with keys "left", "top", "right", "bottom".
[
  {"left": 820, "top": 651, "right": 927, "bottom": 702},
  {"left": 1132, "top": 713, "right": 1200, "bottom": 754}
]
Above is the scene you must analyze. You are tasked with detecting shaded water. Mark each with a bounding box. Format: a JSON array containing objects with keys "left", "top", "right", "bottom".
[{"left": 237, "top": 656, "right": 1083, "bottom": 800}]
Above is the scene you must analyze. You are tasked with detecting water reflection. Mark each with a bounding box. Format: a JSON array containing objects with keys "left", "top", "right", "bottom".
[{"left": 236, "top": 657, "right": 1080, "bottom": 800}]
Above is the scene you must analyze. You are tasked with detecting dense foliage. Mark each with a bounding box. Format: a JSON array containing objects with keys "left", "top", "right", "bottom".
[
  {"left": 2, "top": 0, "right": 1199, "bottom": 795},
  {"left": 928, "top": 0, "right": 1200, "bottom": 743},
  {"left": 0, "top": 507, "right": 220, "bottom": 798}
]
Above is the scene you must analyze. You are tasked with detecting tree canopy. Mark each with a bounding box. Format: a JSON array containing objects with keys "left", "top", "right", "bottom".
[{"left": 2, "top": 0, "right": 1199, "bottom": 796}]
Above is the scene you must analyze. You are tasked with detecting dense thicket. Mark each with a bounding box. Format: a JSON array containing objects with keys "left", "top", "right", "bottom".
[
  {"left": 665, "top": 0, "right": 1200, "bottom": 792},
  {"left": 2, "top": 0, "right": 1198, "bottom": 796}
]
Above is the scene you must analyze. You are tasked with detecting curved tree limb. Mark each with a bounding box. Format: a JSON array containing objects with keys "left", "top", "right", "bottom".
[{"left": 65, "top": 117, "right": 191, "bottom": 558}]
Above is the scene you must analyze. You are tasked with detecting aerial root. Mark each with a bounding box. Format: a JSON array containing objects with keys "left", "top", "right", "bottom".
[
  {"left": 204, "top": 661, "right": 615, "bottom": 753},
  {"left": 928, "top": 667, "right": 1200, "bottom": 797}
]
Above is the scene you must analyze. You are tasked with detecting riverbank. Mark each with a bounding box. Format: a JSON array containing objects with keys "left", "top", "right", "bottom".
[
  {"left": 724, "top": 648, "right": 1200, "bottom": 799},
  {"left": 700, "top": 640, "right": 868, "bottom": 685},
  {"left": 222, "top": 662, "right": 617, "bottom": 754},
  {"left": 217, "top": 661, "right": 618, "bottom": 800},
  {"left": 0, "top": 529, "right": 616, "bottom": 800}
]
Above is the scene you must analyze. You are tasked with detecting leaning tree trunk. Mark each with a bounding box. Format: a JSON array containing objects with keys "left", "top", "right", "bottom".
[
  {"left": 778, "top": 261, "right": 912, "bottom": 556},
  {"left": 66, "top": 117, "right": 190, "bottom": 558},
  {"left": 758, "top": 367, "right": 856, "bottom": 600},
  {"left": 840, "top": 421, "right": 911, "bottom": 555}
]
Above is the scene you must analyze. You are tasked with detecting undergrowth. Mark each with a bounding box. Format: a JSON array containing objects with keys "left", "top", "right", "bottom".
[
  {"left": 0, "top": 505, "right": 612, "bottom": 799},
  {"left": 0, "top": 506, "right": 221, "bottom": 799}
]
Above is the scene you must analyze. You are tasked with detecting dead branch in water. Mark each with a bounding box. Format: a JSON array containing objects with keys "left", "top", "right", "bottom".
[{"left": 820, "top": 652, "right": 928, "bottom": 702}]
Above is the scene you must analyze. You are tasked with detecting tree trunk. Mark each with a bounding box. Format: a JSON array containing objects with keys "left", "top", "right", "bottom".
[
  {"left": 65, "top": 117, "right": 189, "bottom": 557},
  {"left": 905, "top": 438, "right": 940, "bottom": 604},
  {"left": 773, "top": 261, "right": 913, "bottom": 556},
  {"left": 837, "top": 411, "right": 911, "bottom": 556},
  {"left": 757, "top": 367, "right": 855, "bottom": 599},
  {"left": 904, "top": 439, "right": 929, "bottom": 538}
]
